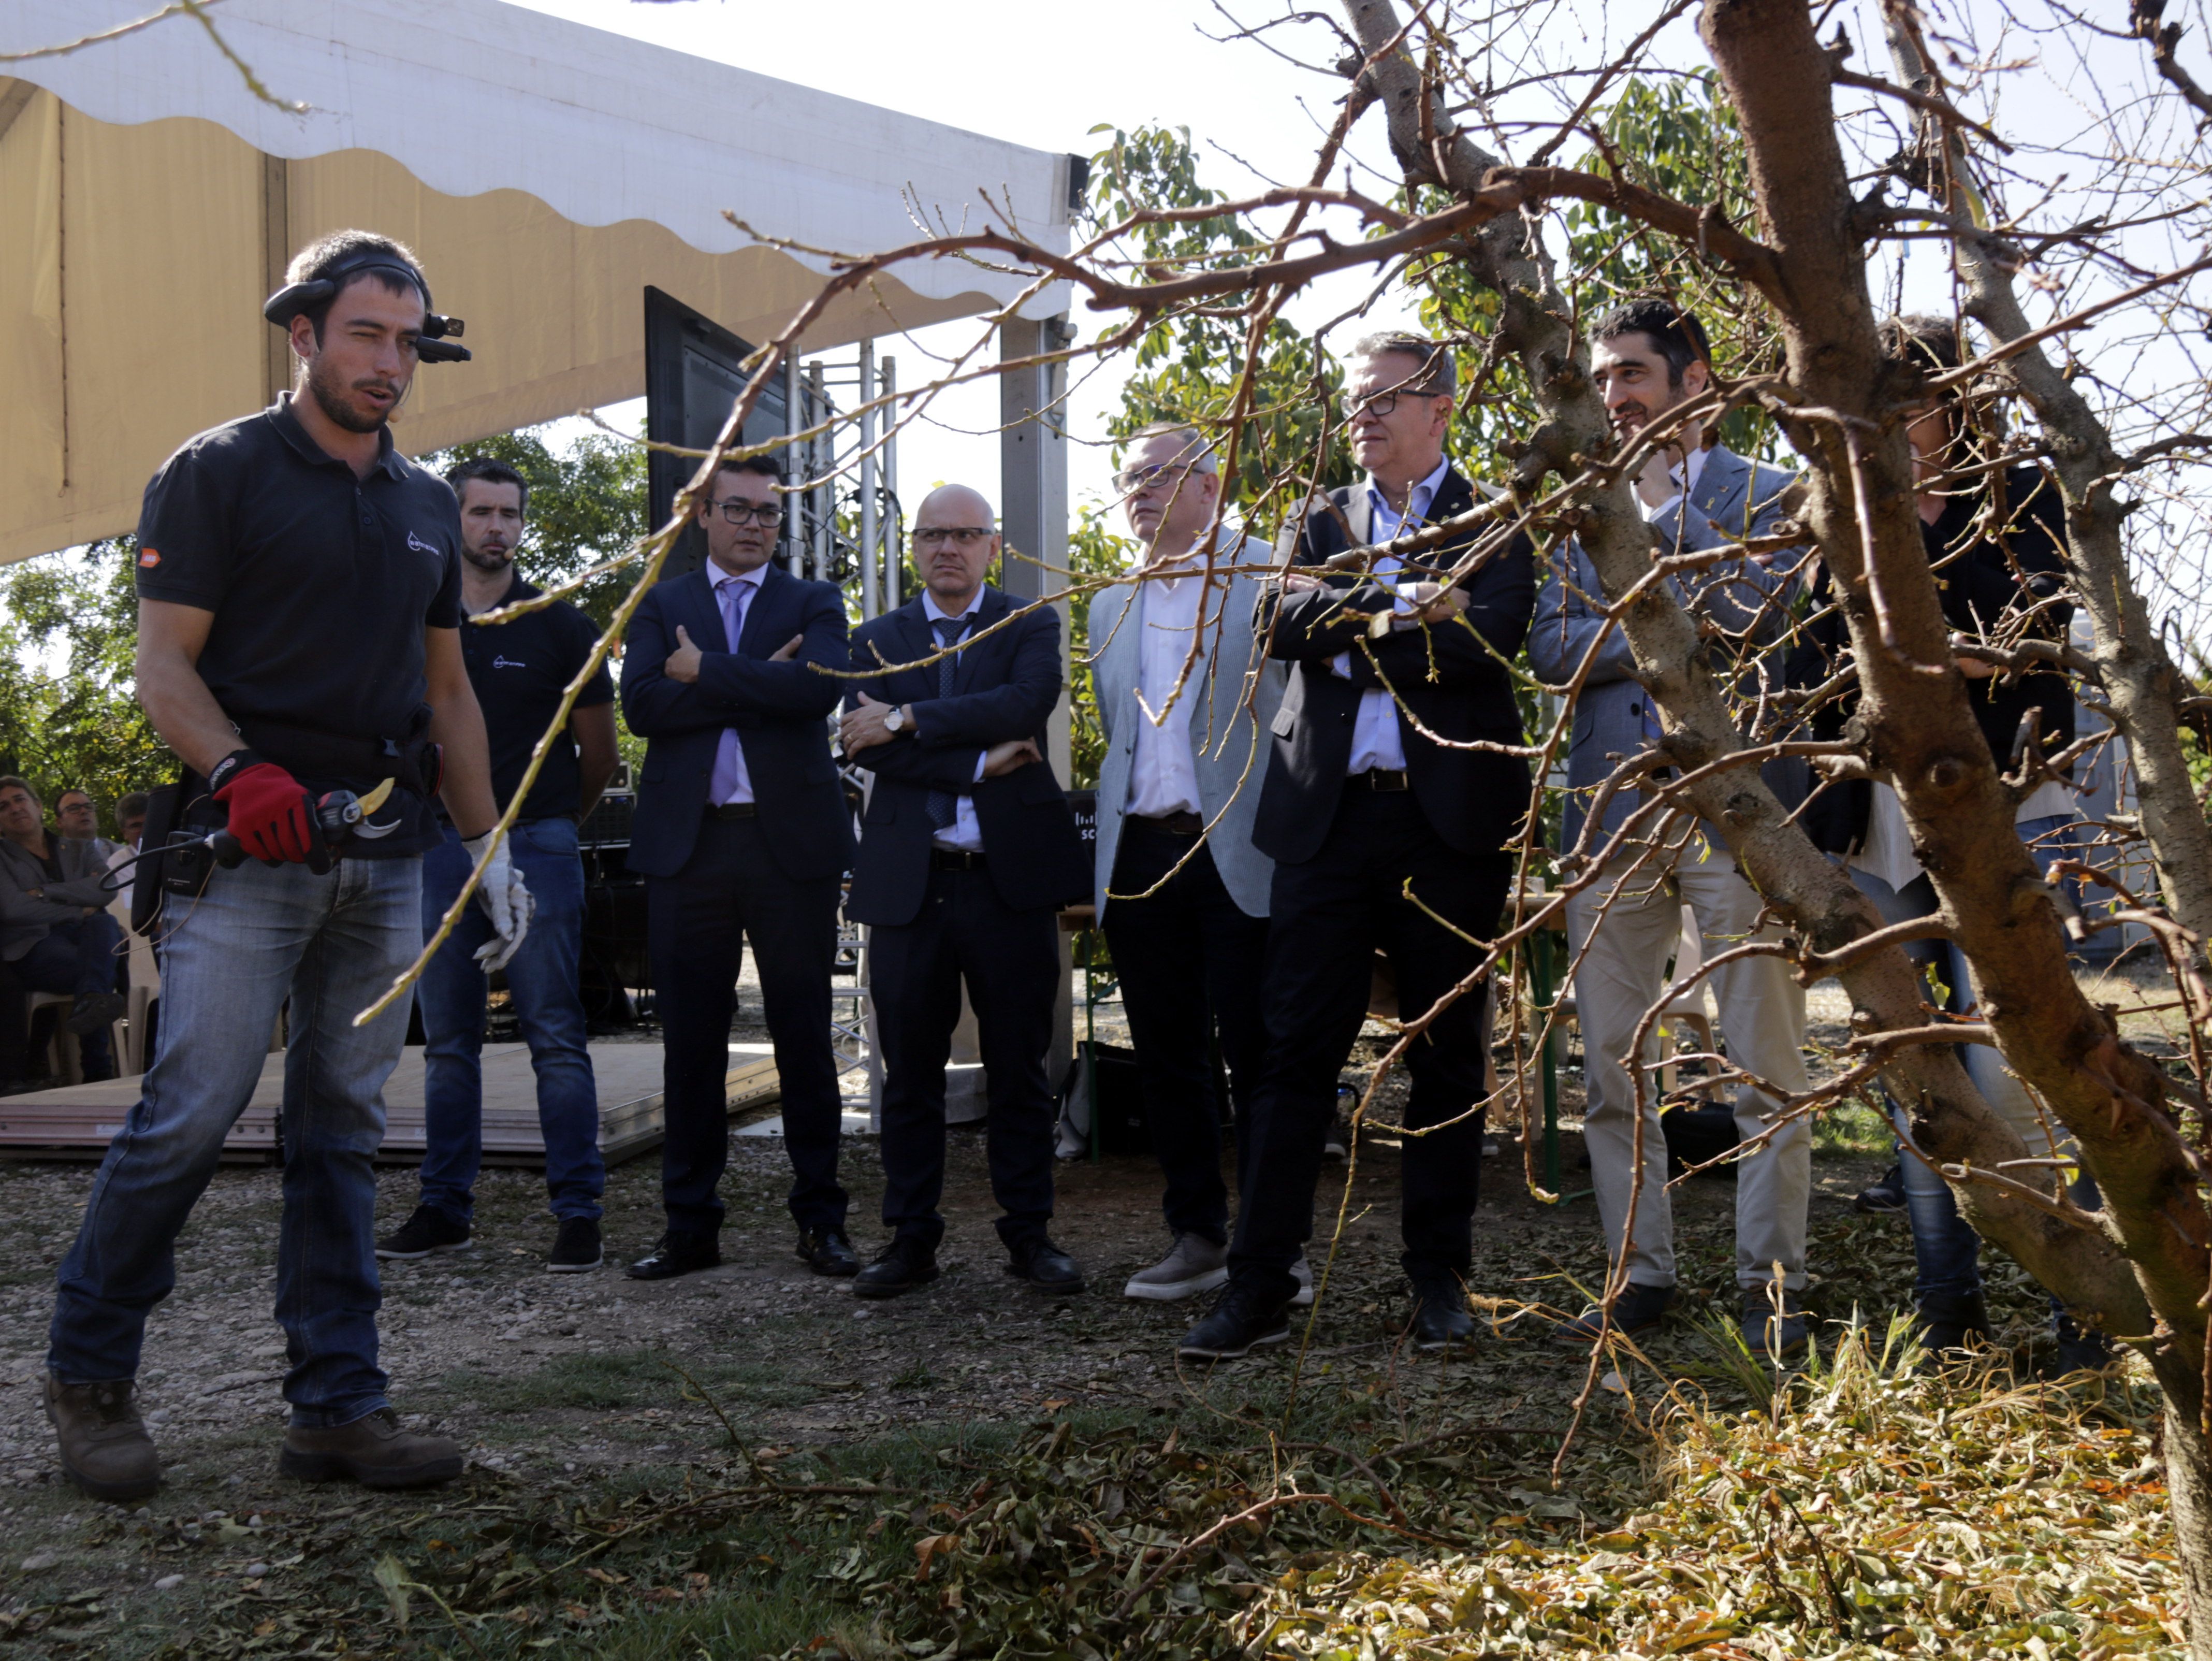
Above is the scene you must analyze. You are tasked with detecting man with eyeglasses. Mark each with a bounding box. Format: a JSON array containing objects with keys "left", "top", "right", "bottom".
[
  {"left": 839, "top": 484, "right": 1090, "bottom": 1299},
  {"left": 1089, "top": 423, "right": 1286, "bottom": 1303},
  {"left": 1178, "top": 330, "right": 1536, "bottom": 1362},
  {"left": 620, "top": 455, "right": 857, "bottom": 1283},
  {"left": 53, "top": 791, "right": 121, "bottom": 861}
]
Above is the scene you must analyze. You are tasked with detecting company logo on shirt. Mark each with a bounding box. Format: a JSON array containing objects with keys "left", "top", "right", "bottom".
[
  {"left": 491, "top": 656, "right": 527, "bottom": 670},
  {"left": 406, "top": 531, "right": 439, "bottom": 556},
  {"left": 137, "top": 547, "right": 162, "bottom": 569}
]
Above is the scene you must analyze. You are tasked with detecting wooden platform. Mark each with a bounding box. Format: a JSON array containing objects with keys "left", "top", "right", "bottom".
[{"left": 0, "top": 1041, "right": 783, "bottom": 1167}]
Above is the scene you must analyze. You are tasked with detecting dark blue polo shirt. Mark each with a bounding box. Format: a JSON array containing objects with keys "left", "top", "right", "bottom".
[
  {"left": 135, "top": 394, "right": 463, "bottom": 856},
  {"left": 461, "top": 575, "right": 614, "bottom": 821}
]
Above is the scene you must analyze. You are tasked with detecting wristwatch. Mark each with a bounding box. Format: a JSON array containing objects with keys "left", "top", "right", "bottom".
[{"left": 882, "top": 705, "right": 908, "bottom": 735}]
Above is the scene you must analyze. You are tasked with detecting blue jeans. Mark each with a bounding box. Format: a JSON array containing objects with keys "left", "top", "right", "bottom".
[
  {"left": 16, "top": 912, "right": 125, "bottom": 1075},
  {"left": 1849, "top": 815, "right": 2095, "bottom": 1304},
  {"left": 416, "top": 818, "right": 602, "bottom": 1225},
  {"left": 48, "top": 856, "right": 420, "bottom": 1426}
]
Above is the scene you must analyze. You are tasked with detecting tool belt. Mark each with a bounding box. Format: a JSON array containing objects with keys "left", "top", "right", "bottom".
[
  {"left": 230, "top": 707, "right": 443, "bottom": 802},
  {"left": 133, "top": 705, "right": 442, "bottom": 932}
]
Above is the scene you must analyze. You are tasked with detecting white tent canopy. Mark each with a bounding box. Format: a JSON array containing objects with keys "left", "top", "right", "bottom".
[{"left": 0, "top": 0, "right": 1076, "bottom": 564}]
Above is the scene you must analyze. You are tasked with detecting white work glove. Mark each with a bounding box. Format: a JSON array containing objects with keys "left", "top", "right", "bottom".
[{"left": 463, "top": 830, "right": 535, "bottom": 973}]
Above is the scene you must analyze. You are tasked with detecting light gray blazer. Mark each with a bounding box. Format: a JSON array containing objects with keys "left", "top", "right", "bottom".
[
  {"left": 0, "top": 832, "right": 115, "bottom": 962},
  {"left": 1527, "top": 444, "right": 1808, "bottom": 850},
  {"left": 1087, "top": 528, "right": 1285, "bottom": 920}
]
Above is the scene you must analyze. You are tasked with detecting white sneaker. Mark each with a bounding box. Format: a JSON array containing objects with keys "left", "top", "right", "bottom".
[
  {"left": 1123, "top": 1234, "right": 1230, "bottom": 1302},
  {"left": 1290, "top": 1255, "right": 1315, "bottom": 1307}
]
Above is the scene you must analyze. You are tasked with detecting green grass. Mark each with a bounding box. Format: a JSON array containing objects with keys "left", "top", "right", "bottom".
[
  {"left": 1812, "top": 1096, "right": 1894, "bottom": 1157},
  {"left": 442, "top": 1336, "right": 824, "bottom": 1419}
]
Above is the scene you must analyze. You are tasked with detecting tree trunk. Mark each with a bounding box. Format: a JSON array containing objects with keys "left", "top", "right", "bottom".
[
  {"left": 1337, "top": 0, "right": 2157, "bottom": 1337},
  {"left": 1698, "top": 0, "right": 2207, "bottom": 1408}
]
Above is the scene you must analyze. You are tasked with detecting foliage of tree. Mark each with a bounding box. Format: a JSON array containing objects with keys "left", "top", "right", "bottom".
[
  {"left": 0, "top": 541, "right": 168, "bottom": 832},
  {"left": 1085, "top": 125, "right": 1350, "bottom": 505}
]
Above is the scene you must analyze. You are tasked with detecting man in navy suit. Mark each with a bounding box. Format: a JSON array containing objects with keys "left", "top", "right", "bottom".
[
  {"left": 619, "top": 455, "right": 856, "bottom": 1282},
  {"left": 839, "top": 484, "right": 1089, "bottom": 1299},
  {"left": 1178, "top": 333, "right": 1536, "bottom": 1362}
]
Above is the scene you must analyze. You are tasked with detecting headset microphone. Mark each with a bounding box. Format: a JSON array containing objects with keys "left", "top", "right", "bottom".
[{"left": 263, "top": 249, "right": 472, "bottom": 363}]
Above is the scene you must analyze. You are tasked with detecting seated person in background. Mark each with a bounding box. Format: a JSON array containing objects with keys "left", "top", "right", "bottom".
[
  {"left": 0, "top": 776, "right": 125, "bottom": 1078},
  {"left": 116, "top": 793, "right": 150, "bottom": 851},
  {"left": 54, "top": 790, "right": 120, "bottom": 862}
]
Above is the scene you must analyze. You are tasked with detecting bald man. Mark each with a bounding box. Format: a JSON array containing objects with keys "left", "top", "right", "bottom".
[{"left": 839, "top": 485, "right": 1090, "bottom": 1298}]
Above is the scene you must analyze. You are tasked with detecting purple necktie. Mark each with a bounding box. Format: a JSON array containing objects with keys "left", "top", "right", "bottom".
[{"left": 707, "top": 575, "right": 754, "bottom": 805}]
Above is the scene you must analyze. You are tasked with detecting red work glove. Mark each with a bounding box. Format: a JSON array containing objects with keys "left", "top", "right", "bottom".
[{"left": 211, "top": 753, "right": 318, "bottom": 863}]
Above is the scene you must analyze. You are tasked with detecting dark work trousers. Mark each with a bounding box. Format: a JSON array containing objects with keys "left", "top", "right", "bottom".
[
  {"left": 1100, "top": 821, "right": 1269, "bottom": 1245},
  {"left": 0, "top": 954, "right": 27, "bottom": 1085},
  {"left": 1229, "top": 786, "right": 1510, "bottom": 1304},
  {"left": 647, "top": 815, "right": 846, "bottom": 1240},
  {"left": 869, "top": 863, "right": 1060, "bottom": 1253}
]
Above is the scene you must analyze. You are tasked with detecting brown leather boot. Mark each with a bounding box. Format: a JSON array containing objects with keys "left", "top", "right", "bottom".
[
  {"left": 279, "top": 1408, "right": 462, "bottom": 1488},
  {"left": 45, "top": 1374, "right": 160, "bottom": 1501}
]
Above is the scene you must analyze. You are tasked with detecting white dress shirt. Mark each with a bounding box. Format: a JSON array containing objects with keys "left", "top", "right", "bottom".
[
  {"left": 920, "top": 589, "right": 988, "bottom": 852},
  {"left": 1124, "top": 544, "right": 1212, "bottom": 818},
  {"left": 1333, "top": 456, "right": 1452, "bottom": 774}
]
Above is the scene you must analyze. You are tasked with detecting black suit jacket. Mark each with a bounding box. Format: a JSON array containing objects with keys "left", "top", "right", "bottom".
[
  {"left": 843, "top": 587, "right": 1088, "bottom": 927},
  {"left": 1253, "top": 465, "right": 1537, "bottom": 865},
  {"left": 620, "top": 561, "right": 854, "bottom": 882}
]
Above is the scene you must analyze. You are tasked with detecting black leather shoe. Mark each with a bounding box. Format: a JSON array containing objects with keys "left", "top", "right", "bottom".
[
  {"left": 1917, "top": 1290, "right": 1991, "bottom": 1354},
  {"left": 1408, "top": 1277, "right": 1475, "bottom": 1352},
  {"left": 1006, "top": 1238, "right": 1084, "bottom": 1294},
  {"left": 853, "top": 1237, "right": 939, "bottom": 1300},
  {"left": 797, "top": 1229, "right": 860, "bottom": 1278},
  {"left": 624, "top": 1232, "right": 720, "bottom": 1281},
  {"left": 1177, "top": 1279, "right": 1291, "bottom": 1361}
]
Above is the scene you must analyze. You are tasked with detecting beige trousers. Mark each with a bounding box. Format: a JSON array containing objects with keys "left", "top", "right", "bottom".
[{"left": 1565, "top": 839, "right": 1811, "bottom": 1291}]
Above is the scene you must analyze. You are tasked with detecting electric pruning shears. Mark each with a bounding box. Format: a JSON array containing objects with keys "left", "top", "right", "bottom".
[{"left": 206, "top": 776, "right": 403, "bottom": 875}]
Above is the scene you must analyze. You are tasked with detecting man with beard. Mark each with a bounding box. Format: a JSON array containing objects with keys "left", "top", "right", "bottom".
[
  {"left": 1527, "top": 299, "right": 1814, "bottom": 1360},
  {"left": 376, "top": 457, "right": 618, "bottom": 1273},
  {"left": 42, "top": 230, "right": 515, "bottom": 1500}
]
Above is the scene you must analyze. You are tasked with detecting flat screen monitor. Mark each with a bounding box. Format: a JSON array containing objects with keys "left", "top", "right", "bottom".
[{"left": 643, "top": 286, "right": 790, "bottom": 581}]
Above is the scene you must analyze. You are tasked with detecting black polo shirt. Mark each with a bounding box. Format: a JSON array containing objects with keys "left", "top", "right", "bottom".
[
  {"left": 135, "top": 394, "right": 463, "bottom": 857},
  {"left": 462, "top": 575, "right": 614, "bottom": 821}
]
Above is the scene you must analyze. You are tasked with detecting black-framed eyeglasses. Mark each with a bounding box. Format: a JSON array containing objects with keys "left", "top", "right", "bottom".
[
  {"left": 1112, "top": 463, "right": 1205, "bottom": 494},
  {"left": 1340, "top": 386, "right": 1449, "bottom": 421},
  {"left": 912, "top": 526, "right": 994, "bottom": 548},
  {"left": 710, "top": 500, "right": 784, "bottom": 526}
]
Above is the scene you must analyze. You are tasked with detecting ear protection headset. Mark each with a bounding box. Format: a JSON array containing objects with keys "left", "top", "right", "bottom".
[{"left": 263, "top": 249, "right": 472, "bottom": 363}]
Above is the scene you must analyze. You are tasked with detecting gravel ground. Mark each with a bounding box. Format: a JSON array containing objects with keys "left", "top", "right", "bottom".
[
  {"left": 1, "top": 969, "right": 2142, "bottom": 1650},
  {"left": 0, "top": 984, "right": 1889, "bottom": 1490}
]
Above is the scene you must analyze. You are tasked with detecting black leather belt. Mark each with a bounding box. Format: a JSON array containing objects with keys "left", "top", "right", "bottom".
[
  {"left": 706, "top": 802, "right": 758, "bottom": 820},
  {"left": 931, "top": 848, "right": 987, "bottom": 870},
  {"left": 1351, "top": 767, "right": 1411, "bottom": 792},
  {"left": 1129, "top": 810, "right": 1203, "bottom": 835}
]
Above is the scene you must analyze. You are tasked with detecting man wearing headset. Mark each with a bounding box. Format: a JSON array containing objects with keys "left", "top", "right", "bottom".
[{"left": 41, "top": 230, "right": 522, "bottom": 1501}]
